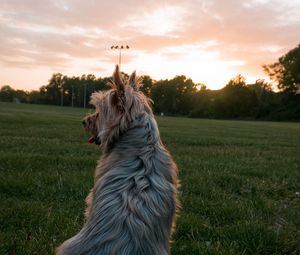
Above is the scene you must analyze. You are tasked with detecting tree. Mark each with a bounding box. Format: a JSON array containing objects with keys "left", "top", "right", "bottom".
[
  {"left": 189, "top": 84, "right": 213, "bottom": 118},
  {"left": 14, "top": 90, "right": 28, "bottom": 103},
  {"left": 42, "top": 73, "right": 64, "bottom": 105},
  {"left": 0, "top": 85, "right": 15, "bottom": 102},
  {"left": 212, "top": 75, "right": 255, "bottom": 118},
  {"left": 151, "top": 75, "right": 197, "bottom": 115},
  {"left": 247, "top": 79, "right": 275, "bottom": 118},
  {"left": 263, "top": 44, "right": 300, "bottom": 94},
  {"left": 140, "top": 75, "right": 153, "bottom": 97},
  {"left": 28, "top": 90, "right": 42, "bottom": 104},
  {"left": 0, "top": 85, "right": 29, "bottom": 103}
]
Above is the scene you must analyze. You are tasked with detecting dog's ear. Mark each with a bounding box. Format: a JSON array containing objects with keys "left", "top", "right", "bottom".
[
  {"left": 112, "top": 65, "right": 126, "bottom": 108},
  {"left": 128, "top": 70, "right": 141, "bottom": 91},
  {"left": 112, "top": 65, "right": 125, "bottom": 92},
  {"left": 128, "top": 71, "right": 137, "bottom": 90}
]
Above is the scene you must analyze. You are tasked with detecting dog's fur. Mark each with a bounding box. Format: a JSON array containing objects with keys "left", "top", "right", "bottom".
[{"left": 56, "top": 66, "right": 180, "bottom": 255}]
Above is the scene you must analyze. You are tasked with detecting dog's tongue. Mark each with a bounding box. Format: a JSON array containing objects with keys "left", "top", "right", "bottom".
[{"left": 88, "top": 137, "right": 95, "bottom": 144}]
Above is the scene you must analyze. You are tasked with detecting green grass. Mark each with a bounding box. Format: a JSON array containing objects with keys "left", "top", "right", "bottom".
[{"left": 0, "top": 102, "right": 299, "bottom": 255}]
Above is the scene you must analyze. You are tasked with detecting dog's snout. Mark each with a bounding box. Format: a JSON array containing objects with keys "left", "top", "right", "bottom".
[{"left": 82, "top": 120, "right": 86, "bottom": 126}]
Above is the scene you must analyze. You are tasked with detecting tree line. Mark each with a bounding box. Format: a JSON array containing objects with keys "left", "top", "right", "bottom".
[{"left": 1, "top": 44, "right": 299, "bottom": 121}]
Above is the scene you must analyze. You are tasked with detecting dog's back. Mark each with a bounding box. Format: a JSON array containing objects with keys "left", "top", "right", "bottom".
[{"left": 56, "top": 66, "right": 179, "bottom": 255}]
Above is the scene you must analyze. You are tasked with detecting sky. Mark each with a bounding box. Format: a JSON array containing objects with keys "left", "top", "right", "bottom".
[{"left": 0, "top": 0, "right": 299, "bottom": 91}]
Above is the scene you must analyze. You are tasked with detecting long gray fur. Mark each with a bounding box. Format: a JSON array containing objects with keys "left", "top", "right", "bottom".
[{"left": 56, "top": 66, "right": 179, "bottom": 255}]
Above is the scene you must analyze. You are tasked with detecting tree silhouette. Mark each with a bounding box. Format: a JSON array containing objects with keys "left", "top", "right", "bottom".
[
  {"left": 151, "top": 75, "right": 196, "bottom": 115},
  {"left": 43, "top": 73, "right": 64, "bottom": 105},
  {"left": 0, "top": 85, "right": 15, "bottom": 102},
  {"left": 140, "top": 75, "right": 153, "bottom": 97},
  {"left": 263, "top": 44, "right": 300, "bottom": 94},
  {"left": 212, "top": 75, "right": 247, "bottom": 117},
  {"left": 1, "top": 54, "right": 299, "bottom": 120}
]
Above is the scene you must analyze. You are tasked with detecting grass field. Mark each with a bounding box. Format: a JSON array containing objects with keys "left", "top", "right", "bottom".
[{"left": 0, "top": 102, "right": 299, "bottom": 255}]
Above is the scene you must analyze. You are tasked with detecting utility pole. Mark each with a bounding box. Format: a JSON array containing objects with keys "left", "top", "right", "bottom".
[
  {"left": 83, "top": 83, "right": 87, "bottom": 108},
  {"left": 71, "top": 85, "right": 74, "bottom": 107},
  {"left": 110, "top": 45, "right": 130, "bottom": 67},
  {"left": 61, "top": 87, "right": 63, "bottom": 106}
]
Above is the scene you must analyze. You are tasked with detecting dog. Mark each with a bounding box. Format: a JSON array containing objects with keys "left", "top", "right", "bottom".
[{"left": 56, "top": 65, "right": 180, "bottom": 255}]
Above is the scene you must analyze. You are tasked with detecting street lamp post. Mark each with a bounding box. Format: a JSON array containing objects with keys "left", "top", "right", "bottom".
[
  {"left": 83, "top": 83, "right": 87, "bottom": 109},
  {"left": 71, "top": 84, "right": 74, "bottom": 107},
  {"left": 61, "top": 87, "right": 63, "bottom": 106},
  {"left": 110, "top": 45, "right": 130, "bottom": 67}
]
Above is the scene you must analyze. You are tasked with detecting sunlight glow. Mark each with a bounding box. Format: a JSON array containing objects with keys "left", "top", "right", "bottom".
[{"left": 124, "top": 44, "right": 246, "bottom": 90}]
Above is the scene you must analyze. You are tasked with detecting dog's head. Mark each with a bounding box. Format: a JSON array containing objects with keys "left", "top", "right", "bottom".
[{"left": 82, "top": 65, "right": 153, "bottom": 151}]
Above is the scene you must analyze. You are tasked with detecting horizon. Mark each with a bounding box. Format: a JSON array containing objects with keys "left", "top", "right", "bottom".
[{"left": 1, "top": 0, "right": 299, "bottom": 91}]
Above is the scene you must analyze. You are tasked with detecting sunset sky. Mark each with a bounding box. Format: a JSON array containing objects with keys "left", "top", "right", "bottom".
[{"left": 1, "top": 0, "right": 299, "bottom": 91}]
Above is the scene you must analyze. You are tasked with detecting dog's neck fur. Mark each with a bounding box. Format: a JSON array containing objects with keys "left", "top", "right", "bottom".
[
  {"left": 102, "top": 111, "right": 159, "bottom": 155},
  {"left": 99, "top": 86, "right": 154, "bottom": 154},
  {"left": 94, "top": 112, "right": 165, "bottom": 183},
  {"left": 117, "top": 112, "right": 160, "bottom": 150}
]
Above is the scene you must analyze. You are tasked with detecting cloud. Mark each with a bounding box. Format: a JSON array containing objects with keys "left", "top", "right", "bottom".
[{"left": 122, "top": 6, "right": 186, "bottom": 36}]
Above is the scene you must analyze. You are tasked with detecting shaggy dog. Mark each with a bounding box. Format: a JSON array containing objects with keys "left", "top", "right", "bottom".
[{"left": 56, "top": 65, "right": 180, "bottom": 255}]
